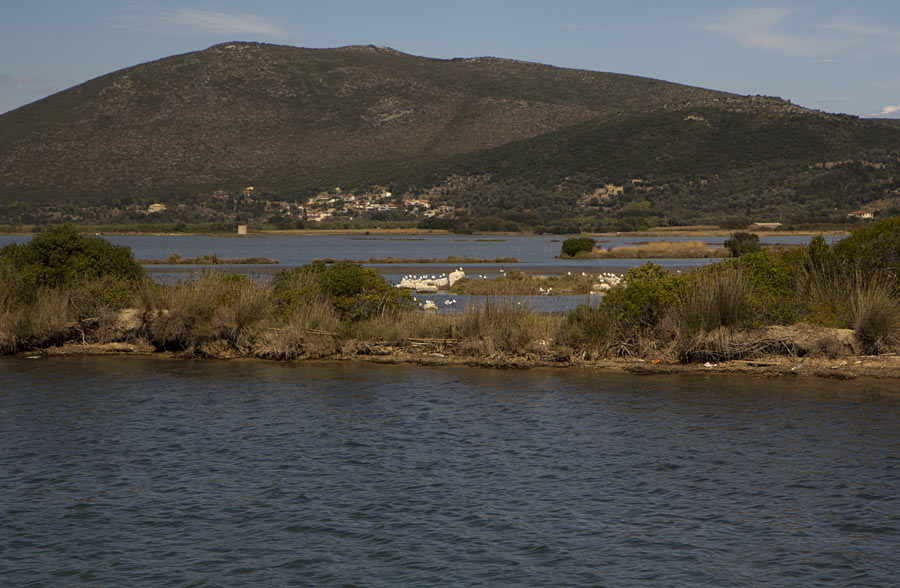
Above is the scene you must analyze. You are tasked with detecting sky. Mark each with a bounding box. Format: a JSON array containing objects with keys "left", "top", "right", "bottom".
[{"left": 2, "top": 0, "right": 900, "bottom": 117}]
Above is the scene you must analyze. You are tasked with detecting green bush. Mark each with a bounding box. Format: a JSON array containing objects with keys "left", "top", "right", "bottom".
[
  {"left": 601, "top": 262, "right": 687, "bottom": 333},
  {"left": 0, "top": 224, "right": 144, "bottom": 311},
  {"left": 560, "top": 237, "right": 596, "bottom": 257},
  {"left": 724, "top": 232, "right": 762, "bottom": 257},
  {"left": 274, "top": 261, "right": 413, "bottom": 322},
  {"left": 728, "top": 248, "right": 804, "bottom": 325},
  {"left": 0, "top": 224, "right": 143, "bottom": 290},
  {"left": 834, "top": 216, "right": 900, "bottom": 275}
]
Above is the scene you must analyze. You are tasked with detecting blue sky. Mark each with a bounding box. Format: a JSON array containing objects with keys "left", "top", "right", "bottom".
[{"left": 2, "top": 0, "right": 900, "bottom": 117}]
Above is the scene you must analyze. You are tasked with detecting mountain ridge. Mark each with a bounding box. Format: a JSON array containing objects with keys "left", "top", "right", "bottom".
[
  {"left": 0, "top": 41, "right": 756, "bottom": 201},
  {"left": 1, "top": 41, "right": 899, "bottom": 230}
]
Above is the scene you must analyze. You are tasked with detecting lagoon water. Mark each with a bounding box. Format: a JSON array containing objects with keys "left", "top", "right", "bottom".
[
  {"left": 0, "top": 233, "right": 825, "bottom": 270},
  {"left": 2, "top": 357, "right": 898, "bottom": 586}
]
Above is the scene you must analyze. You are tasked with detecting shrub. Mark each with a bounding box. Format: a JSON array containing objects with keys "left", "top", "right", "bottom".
[
  {"left": 0, "top": 223, "right": 143, "bottom": 291},
  {"left": 834, "top": 216, "right": 900, "bottom": 275},
  {"left": 724, "top": 232, "right": 762, "bottom": 257},
  {"left": 560, "top": 237, "right": 596, "bottom": 258},
  {"left": 0, "top": 224, "right": 143, "bottom": 311},
  {"left": 728, "top": 248, "right": 804, "bottom": 325},
  {"left": 601, "top": 262, "right": 687, "bottom": 333},
  {"left": 274, "top": 261, "right": 413, "bottom": 322}
]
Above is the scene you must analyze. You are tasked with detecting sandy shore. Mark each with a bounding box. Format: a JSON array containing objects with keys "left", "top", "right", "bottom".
[{"left": 27, "top": 341, "right": 900, "bottom": 381}]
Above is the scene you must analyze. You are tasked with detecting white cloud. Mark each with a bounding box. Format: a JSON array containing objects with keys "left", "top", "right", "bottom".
[
  {"left": 866, "top": 105, "right": 900, "bottom": 117},
  {"left": 702, "top": 7, "right": 852, "bottom": 58},
  {"left": 119, "top": 8, "right": 283, "bottom": 37},
  {"left": 699, "top": 7, "right": 900, "bottom": 59}
]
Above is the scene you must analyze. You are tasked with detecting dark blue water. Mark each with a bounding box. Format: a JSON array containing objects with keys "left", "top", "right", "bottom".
[
  {"left": 0, "top": 233, "right": 827, "bottom": 269},
  {"left": 2, "top": 358, "right": 898, "bottom": 587}
]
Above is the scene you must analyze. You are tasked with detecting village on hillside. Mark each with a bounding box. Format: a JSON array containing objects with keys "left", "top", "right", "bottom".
[{"left": 3, "top": 185, "right": 458, "bottom": 229}]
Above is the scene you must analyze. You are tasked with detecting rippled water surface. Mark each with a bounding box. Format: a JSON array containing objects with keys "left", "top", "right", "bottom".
[
  {"left": 0, "top": 233, "right": 823, "bottom": 268},
  {"left": 2, "top": 358, "right": 898, "bottom": 586}
]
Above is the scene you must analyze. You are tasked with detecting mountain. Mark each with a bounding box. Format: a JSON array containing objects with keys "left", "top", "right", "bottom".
[
  {"left": 1, "top": 41, "right": 899, "bottom": 229},
  {"left": 0, "top": 41, "right": 738, "bottom": 202}
]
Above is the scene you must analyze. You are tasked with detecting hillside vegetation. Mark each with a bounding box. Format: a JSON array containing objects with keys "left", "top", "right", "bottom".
[
  {"left": 0, "top": 42, "right": 731, "bottom": 202},
  {"left": 2, "top": 41, "right": 900, "bottom": 229}
]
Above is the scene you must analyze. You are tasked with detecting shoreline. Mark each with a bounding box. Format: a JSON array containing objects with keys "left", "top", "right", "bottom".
[
  {"left": 20, "top": 341, "right": 900, "bottom": 381},
  {"left": 1, "top": 227, "right": 848, "bottom": 238}
]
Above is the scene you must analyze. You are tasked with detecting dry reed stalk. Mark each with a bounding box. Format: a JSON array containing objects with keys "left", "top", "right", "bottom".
[
  {"left": 677, "top": 327, "right": 797, "bottom": 363},
  {"left": 597, "top": 241, "right": 719, "bottom": 259},
  {"left": 851, "top": 281, "right": 900, "bottom": 354}
]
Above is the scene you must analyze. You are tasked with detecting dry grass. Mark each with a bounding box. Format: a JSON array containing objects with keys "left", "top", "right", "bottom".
[
  {"left": 213, "top": 280, "right": 273, "bottom": 351},
  {"left": 139, "top": 253, "right": 278, "bottom": 264},
  {"left": 797, "top": 260, "right": 854, "bottom": 327},
  {"left": 453, "top": 299, "right": 560, "bottom": 356},
  {"left": 676, "top": 327, "right": 797, "bottom": 363},
  {"left": 0, "top": 288, "right": 74, "bottom": 353},
  {"left": 258, "top": 299, "right": 342, "bottom": 359},
  {"left": 676, "top": 266, "right": 754, "bottom": 334},
  {"left": 587, "top": 241, "right": 724, "bottom": 259},
  {"left": 851, "top": 281, "right": 900, "bottom": 354},
  {"left": 560, "top": 304, "right": 618, "bottom": 358},
  {"left": 347, "top": 310, "right": 456, "bottom": 344},
  {"left": 140, "top": 270, "right": 277, "bottom": 353}
]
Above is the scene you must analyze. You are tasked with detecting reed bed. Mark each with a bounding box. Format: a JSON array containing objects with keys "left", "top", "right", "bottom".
[
  {"left": 451, "top": 270, "right": 601, "bottom": 295},
  {"left": 316, "top": 256, "right": 519, "bottom": 264},
  {"left": 139, "top": 253, "right": 279, "bottom": 264},
  {"left": 675, "top": 266, "right": 754, "bottom": 333},
  {"left": 584, "top": 241, "right": 724, "bottom": 259}
]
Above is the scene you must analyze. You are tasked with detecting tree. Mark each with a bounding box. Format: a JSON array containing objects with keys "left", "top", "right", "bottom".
[
  {"left": 724, "top": 232, "right": 762, "bottom": 257},
  {"left": 0, "top": 223, "right": 144, "bottom": 290},
  {"left": 560, "top": 237, "right": 596, "bottom": 257},
  {"left": 0, "top": 223, "right": 144, "bottom": 310}
]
